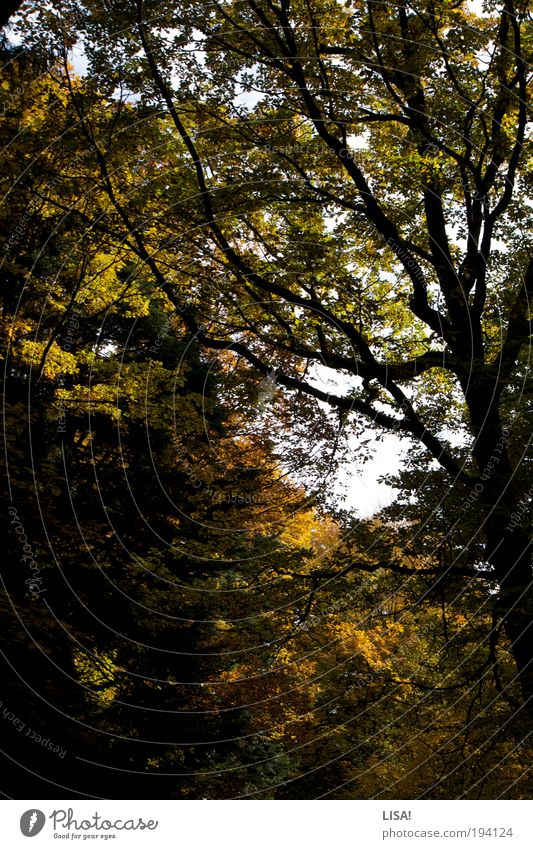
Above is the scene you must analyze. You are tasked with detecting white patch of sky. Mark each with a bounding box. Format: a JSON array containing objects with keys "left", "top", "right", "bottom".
[
  {"left": 170, "top": 28, "right": 206, "bottom": 90},
  {"left": 234, "top": 65, "right": 264, "bottom": 111},
  {"left": 466, "top": 0, "right": 487, "bottom": 13},
  {"left": 346, "top": 130, "right": 370, "bottom": 151},
  {"left": 71, "top": 39, "right": 89, "bottom": 77},
  {"left": 338, "top": 433, "right": 405, "bottom": 516},
  {"left": 306, "top": 363, "right": 409, "bottom": 516}
]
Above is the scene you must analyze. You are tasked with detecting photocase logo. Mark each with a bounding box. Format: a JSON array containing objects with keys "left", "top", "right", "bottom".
[{"left": 20, "top": 809, "right": 46, "bottom": 837}]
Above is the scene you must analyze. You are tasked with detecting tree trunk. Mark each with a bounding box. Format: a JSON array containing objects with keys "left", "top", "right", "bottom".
[
  {"left": 460, "top": 379, "right": 532, "bottom": 712},
  {"left": 485, "top": 524, "right": 533, "bottom": 713}
]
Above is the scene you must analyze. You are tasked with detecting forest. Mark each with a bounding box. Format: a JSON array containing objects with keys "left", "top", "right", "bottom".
[{"left": 1, "top": 0, "right": 532, "bottom": 799}]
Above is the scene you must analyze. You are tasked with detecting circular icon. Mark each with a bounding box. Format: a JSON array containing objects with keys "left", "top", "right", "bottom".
[{"left": 20, "top": 810, "right": 46, "bottom": 837}]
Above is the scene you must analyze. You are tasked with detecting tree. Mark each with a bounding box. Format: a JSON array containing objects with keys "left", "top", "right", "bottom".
[
  {"left": 0, "top": 44, "right": 315, "bottom": 796},
  {"left": 4, "top": 1, "right": 532, "bottom": 799},
  {"left": 21, "top": 0, "right": 531, "bottom": 710}
]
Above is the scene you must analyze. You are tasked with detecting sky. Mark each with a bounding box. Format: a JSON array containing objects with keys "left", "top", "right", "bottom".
[{"left": 337, "top": 435, "right": 405, "bottom": 517}]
